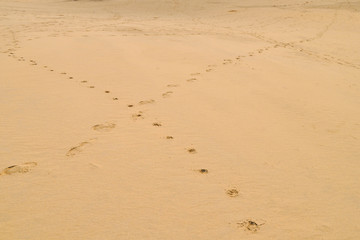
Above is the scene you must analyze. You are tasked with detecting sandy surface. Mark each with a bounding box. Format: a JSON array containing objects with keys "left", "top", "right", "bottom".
[{"left": 1, "top": 0, "right": 360, "bottom": 239}]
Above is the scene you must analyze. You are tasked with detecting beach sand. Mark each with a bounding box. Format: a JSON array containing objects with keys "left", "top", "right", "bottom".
[{"left": 0, "top": 0, "right": 359, "bottom": 239}]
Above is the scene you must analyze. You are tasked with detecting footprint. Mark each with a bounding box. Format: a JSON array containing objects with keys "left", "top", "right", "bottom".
[
  {"left": 196, "top": 169, "right": 208, "bottom": 174},
  {"left": 112, "top": 97, "right": 118, "bottom": 100},
  {"left": 223, "top": 59, "right": 232, "bottom": 64},
  {"left": 66, "top": 141, "right": 92, "bottom": 157},
  {"left": 236, "top": 220, "right": 265, "bottom": 233},
  {"left": 88, "top": 86, "right": 95, "bottom": 88},
  {"left": 60, "top": 72, "right": 67, "bottom": 75},
  {"left": 153, "top": 122, "right": 162, "bottom": 127},
  {"left": 187, "top": 148, "right": 197, "bottom": 154},
  {"left": 187, "top": 78, "right": 197, "bottom": 82},
  {"left": 69, "top": 77, "right": 73, "bottom": 79},
  {"left": 167, "top": 84, "right": 179, "bottom": 88},
  {"left": 228, "top": 9, "right": 237, "bottom": 12},
  {"left": 132, "top": 111, "right": 144, "bottom": 120},
  {"left": 127, "top": 104, "right": 134, "bottom": 108},
  {"left": 166, "top": 136, "right": 174, "bottom": 139},
  {"left": 190, "top": 72, "right": 200, "bottom": 76},
  {"left": 0, "top": 162, "right": 37, "bottom": 176},
  {"left": 162, "top": 91, "right": 173, "bottom": 98},
  {"left": 105, "top": 90, "right": 110, "bottom": 93},
  {"left": 206, "top": 68, "right": 213, "bottom": 72},
  {"left": 92, "top": 122, "right": 116, "bottom": 132},
  {"left": 81, "top": 80, "right": 87, "bottom": 83},
  {"left": 139, "top": 99, "right": 155, "bottom": 105},
  {"left": 226, "top": 188, "right": 239, "bottom": 197}
]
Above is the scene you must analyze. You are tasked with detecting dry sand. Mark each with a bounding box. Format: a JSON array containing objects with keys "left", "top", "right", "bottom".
[{"left": 1, "top": 0, "right": 360, "bottom": 239}]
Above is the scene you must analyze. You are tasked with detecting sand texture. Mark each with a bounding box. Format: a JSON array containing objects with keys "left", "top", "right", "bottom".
[{"left": 0, "top": 0, "right": 360, "bottom": 239}]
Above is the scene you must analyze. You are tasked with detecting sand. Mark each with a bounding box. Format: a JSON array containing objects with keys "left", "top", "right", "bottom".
[{"left": 0, "top": 0, "right": 359, "bottom": 239}]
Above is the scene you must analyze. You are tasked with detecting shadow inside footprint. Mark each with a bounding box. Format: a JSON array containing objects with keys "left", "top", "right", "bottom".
[{"left": 0, "top": 162, "right": 37, "bottom": 175}]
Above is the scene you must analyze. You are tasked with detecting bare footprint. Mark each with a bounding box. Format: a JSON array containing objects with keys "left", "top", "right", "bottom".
[
  {"left": 190, "top": 72, "right": 200, "bottom": 76},
  {"left": 139, "top": 99, "right": 155, "bottom": 105},
  {"left": 195, "top": 169, "right": 208, "bottom": 174},
  {"left": 223, "top": 59, "right": 232, "bottom": 64},
  {"left": 187, "top": 148, "right": 197, "bottom": 154},
  {"left": 0, "top": 162, "right": 37, "bottom": 176},
  {"left": 92, "top": 122, "right": 116, "bottom": 132},
  {"left": 162, "top": 91, "right": 173, "bottom": 98},
  {"left": 167, "top": 84, "right": 179, "bottom": 88},
  {"left": 236, "top": 220, "right": 265, "bottom": 233},
  {"left": 66, "top": 141, "right": 92, "bottom": 157},
  {"left": 132, "top": 111, "right": 144, "bottom": 120},
  {"left": 226, "top": 188, "right": 239, "bottom": 197}
]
